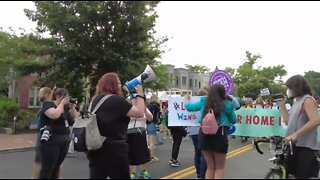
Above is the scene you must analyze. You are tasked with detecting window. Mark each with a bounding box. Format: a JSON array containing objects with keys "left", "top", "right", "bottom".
[
  {"left": 182, "top": 76, "right": 187, "bottom": 85},
  {"left": 29, "top": 86, "right": 40, "bottom": 108},
  {"left": 176, "top": 76, "right": 179, "bottom": 85},
  {"left": 195, "top": 79, "right": 198, "bottom": 87},
  {"left": 189, "top": 79, "right": 193, "bottom": 87},
  {"left": 199, "top": 82, "right": 201, "bottom": 88}
]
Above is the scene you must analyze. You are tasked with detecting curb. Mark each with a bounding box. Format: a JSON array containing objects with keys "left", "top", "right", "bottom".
[{"left": 0, "top": 147, "right": 35, "bottom": 154}]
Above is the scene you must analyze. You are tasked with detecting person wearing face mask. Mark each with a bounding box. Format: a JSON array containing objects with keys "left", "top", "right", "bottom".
[
  {"left": 278, "top": 75, "right": 320, "bottom": 179},
  {"left": 39, "top": 88, "right": 79, "bottom": 179}
]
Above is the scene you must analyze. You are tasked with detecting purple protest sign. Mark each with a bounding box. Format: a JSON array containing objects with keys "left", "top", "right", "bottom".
[{"left": 208, "top": 70, "right": 234, "bottom": 94}]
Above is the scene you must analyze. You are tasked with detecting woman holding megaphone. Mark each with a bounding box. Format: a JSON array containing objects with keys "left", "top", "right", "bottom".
[{"left": 86, "top": 73, "right": 146, "bottom": 179}]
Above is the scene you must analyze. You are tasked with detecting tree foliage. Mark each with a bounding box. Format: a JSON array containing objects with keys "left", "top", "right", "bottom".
[
  {"left": 22, "top": 1, "right": 169, "bottom": 100},
  {"left": 304, "top": 71, "right": 320, "bottom": 96},
  {"left": 0, "top": 31, "right": 49, "bottom": 96},
  {"left": 185, "top": 64, "right": 211, "bottom": 75},
  {"left": 225, "top": 51, "right": 287, "bottom": 98}
]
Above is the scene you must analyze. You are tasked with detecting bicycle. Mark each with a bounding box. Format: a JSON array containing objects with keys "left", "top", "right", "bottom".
[{"left": 252, "top": 136, "right": 294, "bottom": 179}]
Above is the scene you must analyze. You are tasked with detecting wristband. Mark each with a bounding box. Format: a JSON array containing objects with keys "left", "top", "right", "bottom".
[{"left": 135, "top": 94, "right": 146, "bottom": 101}]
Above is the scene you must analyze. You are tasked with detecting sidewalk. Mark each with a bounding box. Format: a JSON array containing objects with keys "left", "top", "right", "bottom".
[{"left": 0, "top": 133, "right": 36, "bottom": 153}]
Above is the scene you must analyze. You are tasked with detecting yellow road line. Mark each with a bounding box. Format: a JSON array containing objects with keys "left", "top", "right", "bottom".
[
  {"left": 161, "top": 144, "right": 254, "bottom": 179},
  {"left": 173, "top": 146, "right": 254, "bottom": 179},
  {"left": 160, "top": 166, "right": 195, "bottom": 179},
  {"left": 173, "top": 168, "right": 197, "bottom": 179},
  {"left": 226, "top": 144, "right": 252, "bottom": 156},
  {"left": 226, "top": 146, "right": 253, "bottom": 159}
]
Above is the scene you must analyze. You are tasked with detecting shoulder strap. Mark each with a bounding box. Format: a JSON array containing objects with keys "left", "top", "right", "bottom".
[
  {"left": 90, "top": 95, "right": 112, "bottom": 114},
  {"left": 133, "top": 119, "right": 137, "bottom": 128}
]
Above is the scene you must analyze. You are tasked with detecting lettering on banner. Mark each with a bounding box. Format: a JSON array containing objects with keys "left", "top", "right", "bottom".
[{"left": 243, "top": 115, "right": 278, "bottom": 126}]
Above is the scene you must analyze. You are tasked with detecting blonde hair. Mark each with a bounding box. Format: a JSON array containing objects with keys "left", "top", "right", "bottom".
[
  {"left": 48, "top": 88, "right": 56, "bottom": 101},
  {"left": 150, "top": 94, "right": 159, "bottom": 103}
]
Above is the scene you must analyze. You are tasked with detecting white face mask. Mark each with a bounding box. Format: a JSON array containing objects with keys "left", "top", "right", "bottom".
[{"left": 286, "top": 89, "right": 293, "bottom": 98}]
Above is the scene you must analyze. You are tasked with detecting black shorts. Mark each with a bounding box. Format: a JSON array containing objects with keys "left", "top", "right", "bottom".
[
  {"left": 127, "top": 131, "right": 151, "bottom": 165},
  {"left": 285, "top": 145, "right": 319, "bottom": 178},
  {"left": 198, "top": 127, "right": 229, "bottom": 154}
]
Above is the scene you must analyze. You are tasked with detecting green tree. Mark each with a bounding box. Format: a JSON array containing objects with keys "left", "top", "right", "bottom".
[
  {"left": 224, "top": 67, "right": 236, "bottom": 79},
  {"left": 304, "top": 71, "right": 320, "bottom": 96},
  {"left": 23, "top": 1, "right": 169, "bottom": 100},
  {"left": 228, "top": 51, "right": 287, "bottom": 98},
  {"left": 185, "top": 64, "right": 211, "bottom": 75},
  {"left": 0, "top": 31, "right": 49, "bottom": 97}
]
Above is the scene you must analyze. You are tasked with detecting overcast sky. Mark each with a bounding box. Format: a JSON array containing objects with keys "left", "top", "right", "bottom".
[{"left": 1, "top": 1, "right": 320, "bottom": 81}]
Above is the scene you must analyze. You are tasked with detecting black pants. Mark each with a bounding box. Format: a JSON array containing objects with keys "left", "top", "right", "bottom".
[
  {"left": 89, "top": 163, "right": 130, "bottom": 179},
  {"left": 171, "top": 129, "right": 184, "bottom": 160},
  {"left": 285, "top": 145, "right": 319, "bottom": 178},
  {"left": 39, "top": 135, "right": 70, "bottom": 179},
  {"left": 190, "top": 135, "right": 207, "bottom": 179},
  {"left": 87, "top": 141, "right": 130, "bottom": 179}
]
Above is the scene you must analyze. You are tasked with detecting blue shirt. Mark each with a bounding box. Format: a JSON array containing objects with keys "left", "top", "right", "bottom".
[{"left": 36, "top": 113, "right": 41, "bottom": 132}]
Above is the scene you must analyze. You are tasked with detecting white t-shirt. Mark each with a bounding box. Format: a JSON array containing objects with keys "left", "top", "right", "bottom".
[
  {"left": 128, "top": 109, "right": 151, "bottom": 129},
  {"left": 255, "top": 104, "right": 264, "bottom": 109},
  {"left": 285, "top": 103, "right": 291, "bottom": 111},
  {"left": 128, "top": 115, "right": 147, "bottom": 129},
  {"left": 271, "top": 104, "right": 280, "bottom": 109}
]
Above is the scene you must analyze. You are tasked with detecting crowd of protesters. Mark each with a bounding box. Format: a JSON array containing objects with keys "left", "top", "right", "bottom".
[{"left": 31, "top": 73, "right": 319, "bottom": 179}]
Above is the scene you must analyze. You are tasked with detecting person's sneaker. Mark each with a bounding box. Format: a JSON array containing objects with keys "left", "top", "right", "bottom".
[
  {"left": 66, "top": 152, "right": 76, "bottom": 158},
  {"left": 170, "top": 160, "right": 181, "bottom": 167},
  {"left": 130, "top": 173, "right": 136, "bottom": 179},
  {"left": 139, "top": 170, "right": 152, "bottom": 179},
  {"left": 157, "top": 141, "right": 164, "bottom": 145},
  {"left": 150, "top": 156, "right": 159, "bottom": 163},
  {"left": 169, "top": 159, "right": 174, "bottom": 164}
]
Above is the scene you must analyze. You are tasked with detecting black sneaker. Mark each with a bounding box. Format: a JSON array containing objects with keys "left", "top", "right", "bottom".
[
  {"left": 170, "top": 160, "right": 181, "bottom": 167},
  {"left": 169, "top": 159, "right": 174, "bottom": 164}
]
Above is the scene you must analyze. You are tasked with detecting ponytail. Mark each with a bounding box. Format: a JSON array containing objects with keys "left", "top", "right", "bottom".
[{"left": 48, "top": 88, "right": 56, "bottom": 101}]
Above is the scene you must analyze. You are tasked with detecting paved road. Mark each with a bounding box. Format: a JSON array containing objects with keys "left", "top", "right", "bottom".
[{"left": 0, "top": 136, "right": 277, "bottom": 179}]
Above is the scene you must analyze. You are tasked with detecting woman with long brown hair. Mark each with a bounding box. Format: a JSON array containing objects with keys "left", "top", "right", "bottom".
[{"left": 200, "top": 84, "right": 236, "bottom": 179}]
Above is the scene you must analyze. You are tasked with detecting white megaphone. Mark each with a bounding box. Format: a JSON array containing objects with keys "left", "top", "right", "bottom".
[{"left": 123, "top": 65, "right": 157, "bottom": 93}]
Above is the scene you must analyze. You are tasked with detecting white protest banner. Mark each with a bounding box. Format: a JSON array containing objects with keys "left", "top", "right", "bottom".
[
  {"left": 168, "top": 96, "right": 202, "bottom": 127},
  {"left": 260, "top": 88, "right": 270, "bottom": 96}
]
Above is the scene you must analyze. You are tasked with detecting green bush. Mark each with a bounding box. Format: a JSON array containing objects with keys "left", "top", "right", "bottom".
[
  {"left": 0, "top": 96, "right": 19, "bottom": 127},
  {"left": 15, "top": 110, "right": 37, "bottom": 131}
]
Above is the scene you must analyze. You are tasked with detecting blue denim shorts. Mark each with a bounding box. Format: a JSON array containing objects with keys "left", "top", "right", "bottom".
[{"left": 147, "top": 122, "right": 157, "bottom": 135}]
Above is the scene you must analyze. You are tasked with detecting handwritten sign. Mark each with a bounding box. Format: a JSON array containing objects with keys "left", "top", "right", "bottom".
[
  {"left": 168, "top": 96, "right": 202, "bottom": 127},
  {"left": 260, "top": 88, "right": 270, "bottom": 96},
  {"left": 209, "top": 70, "right": 234, "bottom": 94}
]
